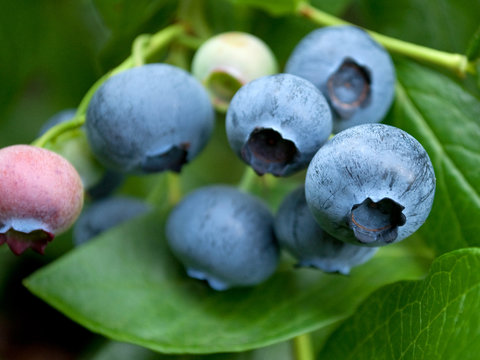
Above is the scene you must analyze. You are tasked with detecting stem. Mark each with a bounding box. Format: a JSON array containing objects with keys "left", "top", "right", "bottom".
[
  {"left": 293, "top": 333, "right": 315, "bottom": 360},
  {"left": 237, "top": 166, "right": 258, "bottom": 193},
  {"left": 296, "top": 2, "right": 475, "bottom": 77},
  {"left": 177, "top": 33, "right": 205, "bottom": 49},
  {"left": 132, "top": 34, "right": 152, "bottom": 66},
  {"left": 142, "top": 23, "right": 186, "bottom": 60},
  {"left": 146, "top": 172, "right": 182, "bottom": 211},
  {"left": 31, "top": 23, "right": 186, "bottom": 148},
  {"left": 32, "top": 115, "right": 85, "bottom": 148},
  {"left": 166, "top": 172, "right": 182, "bottom": 206}
]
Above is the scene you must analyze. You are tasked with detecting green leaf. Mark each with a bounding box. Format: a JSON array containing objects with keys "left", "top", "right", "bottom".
[
  {"left": 318, "top": 248, "right": 480, "bottom": 360},
  {"left": 25, "top": 212, "right": 428, "bottom": 354},
  {"left": 227, "top": 0, "right": 302, "bottom": 16},
  {"left": 389, "top": 61, "right": 480, "bottom": 254}
]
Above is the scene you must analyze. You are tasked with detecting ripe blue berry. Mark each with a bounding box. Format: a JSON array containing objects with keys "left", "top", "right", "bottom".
[
  {"left": 192, "top": 31, "right": 278, "bottom": 111},
  {"left": 275, "top": 186, "right": 377, "bottom": 274},
  {"left": 226, "top": 73, "right": 332, "bottom": 176},
  {"left": 73, "top": 196, "right": 151, "bottom": 246},
  {"left": 285, "top": 25, "right": 395, "bottom": 133},
  {"left": 305, "top": 123, "right": 435, "bottom": 247},
  {"left": 86, "top": 63, "right": 215, "bottom": 174},
  {"left": 166, "top": 185, "right": 279, "bottom": 291}
]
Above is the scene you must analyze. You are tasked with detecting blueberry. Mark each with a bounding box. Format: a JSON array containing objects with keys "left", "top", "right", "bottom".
[
  {"left": 166, "top": 185, "right": 279, "bottom": 290},
  {"left": 305, "top": 123, "right": 435, "bottom": 247},
  {"left": 275, "top": 186, "right": 377, "bottom": 274},
  {"left": 226, "top": 73, "right": 332, "bottom": 176},
  {"left": 192, "top": 32, "right": 278, "bottom": 111},
  {"left": 40, "top": 109, "right": 124, "bottom": 198},
  {"left": 285, "top": 25, "right": 395, "bottom": 133},
  {"left": 0, "top": 145, "right": 83, "bottom": 255},
  {"left": 73, "top": 196, "right": 151, "bottom": 246},
  {"left": 86, "top": 63, "right": 215, "bottom": 174}
]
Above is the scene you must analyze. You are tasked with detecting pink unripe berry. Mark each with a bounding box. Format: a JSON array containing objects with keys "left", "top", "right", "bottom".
[{"left": 0, "top": 145, "right": 84, "bottom": 255}]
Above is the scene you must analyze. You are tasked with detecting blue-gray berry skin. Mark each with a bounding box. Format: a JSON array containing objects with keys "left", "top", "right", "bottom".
[
  {"left": 305, "top": 123, "right": 436, "bottom": 247},
  {"left": 226, "top": 73, "right": 332, "bottom": 177},
  {"left": 86, "top": 63, "right": 215, "bottom": 174},
  {"left": 285, "top": 25, "right": 395, "bottom": 133},
  {"left": 166, "top": 185, "right": 279, "bottom": 291},
  {"left": 275, "top": 186, "right": 377, "bottom": 274},
  {"left": 73, "top": 196, "right": 151, "bottom": 246}
]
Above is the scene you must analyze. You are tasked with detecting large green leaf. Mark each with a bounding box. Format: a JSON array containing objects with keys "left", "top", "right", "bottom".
[
  {"left": 389, "top": 61, "right": 480, "bottom": 254},
  {"left": 318, "top": 248, "right": 480, "bottom": 359},
  {"left": 25, "top": 212, "right": 428, "bottom": 354}
]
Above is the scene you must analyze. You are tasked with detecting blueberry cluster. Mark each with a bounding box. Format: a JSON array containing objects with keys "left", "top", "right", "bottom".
[
  {"left": 0, "top": 26, "right": 435, "bottom": 288},
  {"left": 163, "top": 26, "right": 435, "bottom": 290}
]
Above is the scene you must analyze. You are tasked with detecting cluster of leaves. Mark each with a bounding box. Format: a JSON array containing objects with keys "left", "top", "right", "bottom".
[{"left": 1, "top": 0, "right": 480, "bottom": 359}]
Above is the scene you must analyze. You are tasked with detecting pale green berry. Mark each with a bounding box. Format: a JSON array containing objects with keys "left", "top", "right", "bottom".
[{"left": 192, "top": 32, "right": 278, "bottom": 112}]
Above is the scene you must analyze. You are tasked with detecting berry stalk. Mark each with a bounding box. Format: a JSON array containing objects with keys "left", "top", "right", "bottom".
[
  {"left": 296, "top": 1, "right": 476, "bottom": 77},
  {"left": 237, "top": 166, "right": 258, "bottom": 192},
  {"left": 293, "top": 333, "right": 315, "bottom": 360},
  {"left": 32, "top": 115, "right": 85, "bottom": 148}
]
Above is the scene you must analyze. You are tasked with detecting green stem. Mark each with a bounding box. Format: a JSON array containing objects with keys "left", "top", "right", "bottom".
[
  {"left": 132, "top": 34, "right": 152, "bottom": 66},
  {"left": 166, "top": 172, "right": 182, "bottom": 206},
  {"left": 146, "top": 172, "right": 182, "bottom": 212},
  {"left": 31, "top": 23, "right": 186, "bottom": 148},
  {"left": 293, "top": 333, "right": 315, "bottom": 360},
  {"left": 237, "top": 166, "right": 258, "bottom": 192},
  {"left": 296, "top": 2, "right": 475, "bottom": 77},
  {"left": 177, "top": 33, "right": 205, "bottom": 49},
  {"left": 32, "top": 115, "right": 85, "bottom": 148}
]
